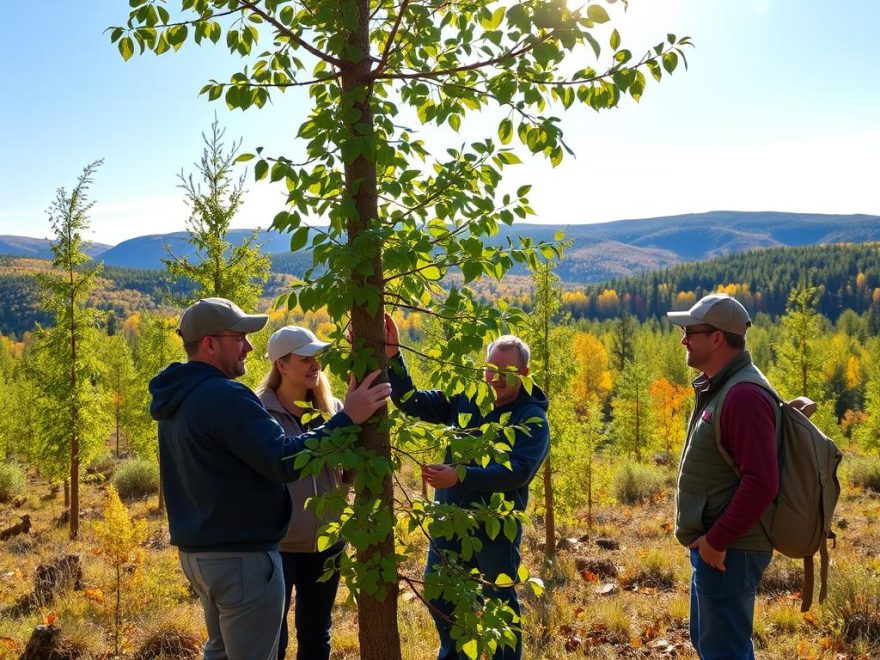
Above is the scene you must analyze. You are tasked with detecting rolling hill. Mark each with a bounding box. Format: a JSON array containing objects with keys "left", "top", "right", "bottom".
[{"left": 2, "top": 211, "right": 879, "bottom": 284}]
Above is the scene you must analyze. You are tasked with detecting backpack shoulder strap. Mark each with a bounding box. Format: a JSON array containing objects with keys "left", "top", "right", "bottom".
[{"left": 710, "top": 374, "right": 780, "bottom": 477}]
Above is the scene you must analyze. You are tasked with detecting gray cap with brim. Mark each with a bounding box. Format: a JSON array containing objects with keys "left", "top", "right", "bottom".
[
  {"left": 667, "top": 293, "right": 752, "bottom": 336},
  {"left": 177, "top": 297, "right": 268, "bottom": 343}
]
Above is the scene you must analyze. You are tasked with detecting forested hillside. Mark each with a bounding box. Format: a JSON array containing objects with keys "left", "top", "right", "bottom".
[
  {"left": 4, "top": 211, "right": 880, "bottom": 281},
  {"left": 4, "top": 242, "right": 880, "bottom": 337},
  {"left": 570, "top": 242, "right": 880, "bottom": 324}
]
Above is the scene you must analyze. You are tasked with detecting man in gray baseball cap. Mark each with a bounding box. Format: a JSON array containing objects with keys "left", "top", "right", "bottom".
[
  {"left": 667, "top": 292, "right": 777, "bottom": 659},
  {"left": 667, "top": 292, "right": 752, "bottom": 336},
  {"left": 150, "top": 297, "right": 392, "bottom": 660}
]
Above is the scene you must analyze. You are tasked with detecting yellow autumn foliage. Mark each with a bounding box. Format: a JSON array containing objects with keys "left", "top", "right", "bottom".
[{"left": 93, "top": 485, "right": 147, "bottom": 568}]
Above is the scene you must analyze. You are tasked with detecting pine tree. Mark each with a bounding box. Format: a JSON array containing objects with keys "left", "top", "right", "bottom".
[
  {"left": 610, "top": 357, "right": 653, "bottom": 460},
  {"left": 104, "top": 334, "right": 139, "bottom": 457},
  {"left": 33, "top": 160, "right": 112, "bottom": 539},
  {"left": 164, "top": 118, "right": 271, "bottom": 310},
  {"left": 131, "top": 312, "right": 182, "bottom": 512},
  {"left": 611, "top": 311, "right": 636, "bottom": 374},
  {"left": 773, "top": 284, "right": 826, "bottom": 400},
  {"left": 526, "top": 260, "right": 567, "bottom": 558}
]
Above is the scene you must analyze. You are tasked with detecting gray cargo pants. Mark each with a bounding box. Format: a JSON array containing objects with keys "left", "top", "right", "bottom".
[{"left": 179, "top": 550, "right": 284, "bottom": 660}]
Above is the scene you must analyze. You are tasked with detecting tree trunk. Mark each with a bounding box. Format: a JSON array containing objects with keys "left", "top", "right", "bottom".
[
  {"left": 543, "top": 459, "right": 555, "bottom": 557},
  {"left": 69, "top": 274, "right": 79, "bottom": 540},
  {"left": 587, "top": 458, "right": 593, "bottom": 531},
  {"left": 157, "top": 465, "right": 165, "bottom": 513},
  {"left": 116, "top": 401, "right": 120, "bottom": 457},
  {"left": 342, "top": 1, "right": 401, "bottom": 656},
  {"left": 70, "top": 437, "right": 79, "bottom": 540}
]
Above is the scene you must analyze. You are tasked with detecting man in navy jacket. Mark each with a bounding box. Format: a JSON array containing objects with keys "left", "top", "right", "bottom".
[
  {"left": 149, "top": 298, "right": 391, "bottom": 660},
  {"left": 384, "top": 315, "right": 549, "bottom": 660}
]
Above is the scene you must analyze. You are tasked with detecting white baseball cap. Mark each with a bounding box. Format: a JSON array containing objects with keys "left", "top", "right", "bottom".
[{"left": 266, "top": 326, "right": 330, "bottom": 362}]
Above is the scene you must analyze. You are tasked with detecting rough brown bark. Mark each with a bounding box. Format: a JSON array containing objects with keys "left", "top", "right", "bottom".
[
  {"left": 69, "top": 266, "right": 79, "bottom": 541},
  {"left": 341, "top": 0, "right": 401, "bottom": 656},
  {"left": 543, "top": 459, "right": 556, "bottom": 557}
]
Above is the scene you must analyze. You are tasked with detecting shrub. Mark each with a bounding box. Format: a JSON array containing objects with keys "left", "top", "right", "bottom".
[
  {"left": 0, "top": 462, "right": 26, "bottom": 502},
  {"left": 111, "top": 458, "right": 159, "bottom": 500},
  {"left": 620, "top": 547, "right": 679, "bottom": 590},
  {"left": 133, "top": 623, "right": 203, "bottom": 660},
  {"left": 87, "top": 452, "right": 118, "bottom": 481},
  {"left": 847, "top": 457, "right": 880, "bottom": 493},
  {"left": 758, "top": 556, "right": 803, "bottom": 595},
  {"left": 822, "top": 562, "right": 880, "bottom": 646},
  {"left": 613, "top": 463, "right": 666, "bottom": 505}
]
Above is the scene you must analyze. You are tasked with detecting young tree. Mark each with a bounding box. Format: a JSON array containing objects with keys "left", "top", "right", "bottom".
[
  {"left": 610, "top": 356, "right": 653, "bottom": 460},
  {"left": 649, "top": 376, "right": 690, "bottom": 462},
  {"left": 112, "top": 2, "right": 689, "bottom": 655},
  {"left": 525, "top": 259, "right": 569, "bottom": 559},
  {"left": 93, "top": 485, "right": 148, "bottom": 657},
  {"left": 104, "top": 334, "right": 139, "bottom": 457},
  {"left": 33, "top": 160, "right": 111, "bottom": 539},
  {"left": 611, "top": 310, "right": 636, "bottom": 373},
  {"left": 571, "top": 331, "right": 612, "bottom": 406},
  {"left": 164, "top": 118, "right": 271, "bottom": 310},
  {"left": 773, "top": 284, "right": 826, "bottom": 400},
  {"left": 130, "top": 312, "right": 183, "bottom": 511}
]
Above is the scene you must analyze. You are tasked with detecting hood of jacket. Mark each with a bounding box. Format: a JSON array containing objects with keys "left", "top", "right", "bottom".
[{"left": 149, "top": 361, "right": 224, "bottom": 421}]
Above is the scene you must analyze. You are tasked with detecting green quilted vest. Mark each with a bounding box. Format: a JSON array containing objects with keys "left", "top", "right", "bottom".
[{"left": 675, "top": 351, "right": 774, "bottom": 552}]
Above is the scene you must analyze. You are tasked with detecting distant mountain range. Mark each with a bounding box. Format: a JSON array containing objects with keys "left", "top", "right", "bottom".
[
  {"left": 3, "top": 211, "right": 879, "bottom": 284},
  {"left": 0, "top": 235, "right": 111, "bottom": 260}
]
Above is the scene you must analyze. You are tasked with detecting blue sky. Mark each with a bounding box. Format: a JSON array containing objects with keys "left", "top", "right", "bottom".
[{"left": 1, "top": 0, "right": 878, "bottom": 245}]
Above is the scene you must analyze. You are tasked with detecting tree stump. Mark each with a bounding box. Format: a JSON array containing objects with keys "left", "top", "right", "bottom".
[
  {"left": 33, "top": 555, "right": 83, "bottom": 604},
  {"left": 20, "top": 624, "right": 70, "bottom": 660},
  {"left": 0, "top": 515, "right": 31, "bottom": 541}
]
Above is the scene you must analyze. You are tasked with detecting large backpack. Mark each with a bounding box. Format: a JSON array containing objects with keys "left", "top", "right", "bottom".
[{"left": 713, "top": 382, "right": 843, "bottom": 612}]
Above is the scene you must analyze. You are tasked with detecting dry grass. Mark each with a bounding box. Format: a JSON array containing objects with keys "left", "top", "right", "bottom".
[{"left": 1, "top": 467, "right": 878, "bottom": 659}]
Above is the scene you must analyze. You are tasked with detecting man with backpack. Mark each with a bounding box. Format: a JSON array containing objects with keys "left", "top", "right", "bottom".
[{"left": 668, "top": 293, "right": 778, "bottom": 660}]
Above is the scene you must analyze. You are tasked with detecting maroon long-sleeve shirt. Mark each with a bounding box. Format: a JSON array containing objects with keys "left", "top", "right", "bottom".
[{"left": 705, "top": 382, "right": 779, "bottom": 551}]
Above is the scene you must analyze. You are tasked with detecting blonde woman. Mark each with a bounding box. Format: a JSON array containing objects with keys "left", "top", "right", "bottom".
[{"left": 257, "top": 326, "right": 345, "bottom": 660}]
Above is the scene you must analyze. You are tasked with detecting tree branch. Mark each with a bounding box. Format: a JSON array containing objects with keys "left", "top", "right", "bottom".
[
  {"left": 237, "top": 0, "right": 344, "bottom": 69},
  {"left": 374, "top": 39, "right": 540, "bottom": 81},
  {"left": 374, "top": 0, "right": 411, "bottom": 75}
]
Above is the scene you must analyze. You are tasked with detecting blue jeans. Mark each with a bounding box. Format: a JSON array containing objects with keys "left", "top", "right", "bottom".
[
  {"left": 689, "top": 548, "right": 772, "bottom": 660},
  {"left": 179, "top": 550, "right": 284, "bottom": 660},
  {"left": 278, "top": 546, "right": 342, "bottom": 660},
  {"left": 425, "top": 531, "right": 523, "bottom": 660}
]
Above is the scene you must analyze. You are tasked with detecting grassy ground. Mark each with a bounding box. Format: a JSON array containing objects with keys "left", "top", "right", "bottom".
[{"left": 2, "top": 456, "right": 879, "bottom": 659}]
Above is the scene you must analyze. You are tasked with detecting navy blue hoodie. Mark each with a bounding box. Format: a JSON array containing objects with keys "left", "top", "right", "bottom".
[
  {"left": 387, "top": 353, "right": 549, "bottom": 513},
  {"left": 149, "top": 361, "right": 352, "bottom": 552}
]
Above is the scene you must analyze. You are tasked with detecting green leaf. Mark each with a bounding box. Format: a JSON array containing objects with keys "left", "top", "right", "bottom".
[
  {"left": 421, "top": 265, "right": 442, "bottom": 280},
  {"left": 584, "top": 32, "right": 601, "bottom": 58},
  {"left": 610, "top": 29, "right": 620, "bottom": 50},
  {"left": 289, "top": 226, "right": 310, "bottom": 252},
  {"left": 461, "top": 639, "right": 478, "bottom": 660},
  {"left": 118, "top": 36, "right": 134, "bottom": 61},
  {"left": 587, "top": 5, "right": 610, "bottom": 23},
  {"left": 485, "top": 516, "right": 501, "bottom": 540},
  {"left": 495, "top": 572, "right": 514, "bottom": 587},
  {"left": 254, "top": 160, "right": 268, "bottom": 181},
  {"left": 498, "top": 118, "right": 513, "bottom": 145}
]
